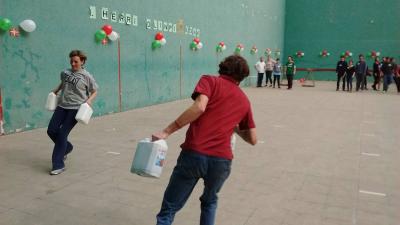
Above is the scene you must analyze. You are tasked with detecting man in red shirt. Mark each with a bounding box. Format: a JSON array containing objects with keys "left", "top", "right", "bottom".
[{"left": 152, "top": 55, "right": 257, "bottom": 225}]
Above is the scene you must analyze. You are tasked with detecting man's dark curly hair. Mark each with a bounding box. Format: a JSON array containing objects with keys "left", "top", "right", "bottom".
[{"left": 218, "top": 55, "right": 249, "bottom": 82}]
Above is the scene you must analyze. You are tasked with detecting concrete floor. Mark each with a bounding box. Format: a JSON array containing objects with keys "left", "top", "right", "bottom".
[{"left": 0, "top": 81, "right": 399, "bottom": 225}]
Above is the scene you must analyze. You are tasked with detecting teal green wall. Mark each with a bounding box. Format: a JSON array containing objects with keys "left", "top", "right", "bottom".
[
  {"left": 0, "top": 0, "right": 286, "bottom": 134},
  {"left": 284, "top": 0, "right": 400, "bottom": 80}
]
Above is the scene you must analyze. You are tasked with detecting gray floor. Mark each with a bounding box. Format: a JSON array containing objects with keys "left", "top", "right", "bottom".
[{"left": 0, "top": 81, "right": 399, "bottom": 225}]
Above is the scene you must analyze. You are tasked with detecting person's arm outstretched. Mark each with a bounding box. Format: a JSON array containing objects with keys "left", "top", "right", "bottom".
[{"left": 152, "top": 94, "right": 209, "bottom": 141}]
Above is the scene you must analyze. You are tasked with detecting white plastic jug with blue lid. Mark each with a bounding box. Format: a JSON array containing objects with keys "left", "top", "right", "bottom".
[{"left": 131, "top": 138, "right": 168, "bottom": 178}]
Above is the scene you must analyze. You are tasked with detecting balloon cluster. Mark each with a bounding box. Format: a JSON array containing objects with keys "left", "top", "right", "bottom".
[
  {"left": 296, "top": 51, "right": 305, "bottom": 58},
  {"left": 0, "top": 18, "right": 37, "bottom": 38},
  {"left": 216, "top": 42, "right": 226, "bottom": 53},
  {"left": 265, "top": 48, "right": 272, "bottom": 56},
  {"left": 341, "top": 50, "right": 353, "bottom": 58},
  {"left": 319, "top": 49, "right": 330, "bottom": 57},
  {"left": 94, "top": 24, "right": 119, "bottom": 45},
  {"left": 152, "top": 32, "right": 167, "bottom": 50},
  {"left": 234, "top": 44, "right": 244, "bottom": 54},
  {"left": 250, "top": 46, "right": 258, "bottom": 55},
  {"left": 367, "top": 51, "right": 381, "bottom": 58},
  {"left": 189, "top": 38, "right": 203, "bottom": 51}
]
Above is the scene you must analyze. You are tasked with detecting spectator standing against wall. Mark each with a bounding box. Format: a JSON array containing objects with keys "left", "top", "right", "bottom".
[
  {"left": 346, "top": 59, "right": 356, "bottom": 92},
  {"left": 285, "top": 56, "right": 296, "bottom": 90},
  {"left": 391, "top": 58, "right": 400, "bottom": 93},
  {"left": 272, "top": 58, "right": 282, "bottom": 88},
  {"left": 355, "top": 54, "right": 368, "bottom": 91},
  {"left": 336, "top": 56, "right": 348, "bottom": 91},
  {"left": 371, "top": 58, "right": 381, "bottom": 91},
  {"left": 381, "top": 57, "right": 394, "bottom": 93},
  {"left": 255, "top": 57, "right": 266, "bottom": 87},
  {"left": 265, "top": 56, "right": 275, "bottom": 87}
]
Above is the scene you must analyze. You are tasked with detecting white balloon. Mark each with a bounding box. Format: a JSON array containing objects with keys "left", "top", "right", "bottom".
[
  {"left": 108, "top": 31, "right": 119, "bottom": 41},
  {"left": 160, "top": 38, "right": 167, "bottom": 46},
  {"left": 19, "top": 19, "right": 36, "bottom": 32},
  {"left": 222, "top": 45, "right": 226, "bottom": 51},
  {"left": 197, "top": 42, "right": 203, "bottom": 49}
]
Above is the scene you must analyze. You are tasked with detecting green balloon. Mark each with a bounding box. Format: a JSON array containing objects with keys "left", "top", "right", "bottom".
[
  {"left": 95, "top": 30, "right": 107, "bottom": 42},
  {"left": 152, "top": 40, "right": 162, "bottom": 50},
  {"left": 190, "top": 42, "right": 197, "bottom": 50},
  {"left": 0, "top": 18, "right": 12, "bottom": 31},
  {"left": 216, "top": 45, "right": 222, "bottom": 52}
]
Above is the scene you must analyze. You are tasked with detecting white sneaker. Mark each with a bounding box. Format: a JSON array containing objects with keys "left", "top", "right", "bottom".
[{"left": 50, "top": 168, "right": 65, "bottom": 175}]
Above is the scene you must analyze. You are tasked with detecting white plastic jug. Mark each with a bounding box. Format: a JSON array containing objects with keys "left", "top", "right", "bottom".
[
  {"left": 75, "top": 103, "right": 93, "bottom": 125},
  {"left": 131, "top": 138, "right": 168, "bottom": 178},
  {"left": 45, "top": 92, "right": 58, "bottom": 111}
]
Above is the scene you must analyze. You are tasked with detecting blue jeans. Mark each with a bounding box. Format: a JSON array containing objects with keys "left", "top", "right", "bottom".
[
  {"left": 47, "top": 106, "right": 78, "bottom": 170},
  {"left": 383, "top": 74, "right": 393, "bottom": 91},
  {"left": 156, "top": 150, "right": 232, "bottom": 225}
]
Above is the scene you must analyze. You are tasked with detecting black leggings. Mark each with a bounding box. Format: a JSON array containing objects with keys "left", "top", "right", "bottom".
[
  {"left": 265, "top": 71, "right": 272, "bottom": 85},
  {"left": 337, "top": 72, "right": 345, "bottom": 90}
]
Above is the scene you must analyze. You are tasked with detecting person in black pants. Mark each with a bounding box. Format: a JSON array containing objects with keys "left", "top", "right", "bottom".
[
  {"left": 381, "top": 57, "right": 394, "bottom": 92},
  {"left": 355, "top": 54, "right": 368, "bottom": 91},
  {"left": 336, "top": 56, "right": 347, "bottom": 91},
  {"left": 392, "top": 58, "right": 400, "bottom": 92},
  {"left": 285, "top": 56, "right": 296, "bottom": 89},
  {"left": 346, "top": 60, "right": 355, "bottom": 92},
  {"left": 371, "top": 58, "right": 381, "bottom": 91},
  {"left": 254, "top": 57, "right": 266, "bottom": 87}
]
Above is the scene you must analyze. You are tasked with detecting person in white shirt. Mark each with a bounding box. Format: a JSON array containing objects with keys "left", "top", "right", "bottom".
[{"left": 254, "top": 57, "right": 266, "bottom": 87}]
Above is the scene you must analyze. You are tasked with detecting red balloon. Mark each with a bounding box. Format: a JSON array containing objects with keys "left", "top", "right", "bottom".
[
  {"left": 102, "top": 24, "right": 113, "bottom": 35},
  {"left": 193, "top": 38, "right": 200, "bottom": 44},
  {"left": 155, "top": 32, "right": 164, "bottom": 40},
  {"left": 219, "top": 41, "right": 224, "bottom": 46}
]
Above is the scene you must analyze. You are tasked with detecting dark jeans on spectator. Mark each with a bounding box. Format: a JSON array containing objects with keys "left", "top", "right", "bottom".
[
  {"left": 265, "top": 71, "right": 273, "bottom": 85},
  {"left": 337, "top": 72, "right": 346, "bottom": 90},
  {"left": 346, "top": 74, "right": 353, "bottom": 91},
  {"left": 394, "top": 76, "right": 400, "bottom": 92},
  {"left": 355, "top": 73, "right": 365, "bottom": 91},
  {"left": 286, "top": 74, "right": 294, "bottom": 89},
  {"left": 372, "top": 72, "right": 380, "bottom": 90},
  {"left": 257, "top": 73, "right": 264, "bottom": 87},
  {"left": 383, "top": 74, "right": 393, "bottom": 92},
  {"left": 273, "top": 75, "right": 281, "bottom": 88}
]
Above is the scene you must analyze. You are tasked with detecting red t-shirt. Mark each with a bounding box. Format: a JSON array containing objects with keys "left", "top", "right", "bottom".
[{"left": 180, "top": 75, "right": 256, "bottom": 160}]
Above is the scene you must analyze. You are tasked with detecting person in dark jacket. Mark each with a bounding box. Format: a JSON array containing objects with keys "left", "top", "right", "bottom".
[
  {"left": 381, "top": 57, "right": 394, "bottom": 92},
  {"left": 346, "top": 60, "right": 356, "bottom": 92},
  {"left": 391, "top": 58, "right": 400, "bottom": 93},
  {"left": 355, "top": 54, "right": 368, "bottom": 91},
  {"left": 336, "top": 56, "right": 348, "bottom": 91},
  {"left": 371, "top": 58, "right": 381, "bottom": 91}
]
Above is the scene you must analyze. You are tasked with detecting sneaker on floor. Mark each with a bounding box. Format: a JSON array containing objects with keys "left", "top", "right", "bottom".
[{"left": 50, "top": 168, "right": 65, "bottom": 175}]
